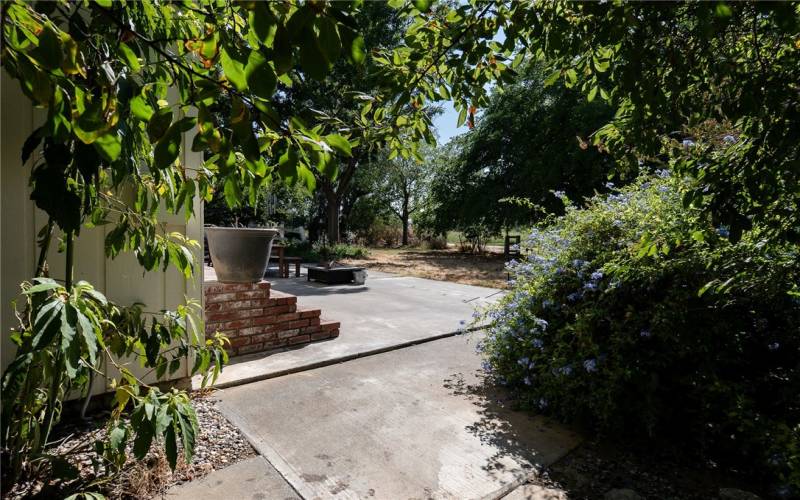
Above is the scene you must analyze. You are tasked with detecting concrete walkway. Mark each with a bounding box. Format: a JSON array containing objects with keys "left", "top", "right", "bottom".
[
  {"left": 200, "top": 269, "right": 503, "bottom": 388},
  {"left": 216, "top": 334, "right": 580, "bottom": 499},
  {"left": 167, "top": 456, "right": 299, "bottom": 499}
]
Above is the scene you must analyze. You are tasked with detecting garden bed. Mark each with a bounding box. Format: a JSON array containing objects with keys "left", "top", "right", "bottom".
[
  {"left": 2, "top": 392, "right": 254, "bottom": 500},
  {"left": 532, "top": 439, "right": 761, "bottom": 499},
  {"left": 453, "top": 375, "right": 764, "bottom": 500}
]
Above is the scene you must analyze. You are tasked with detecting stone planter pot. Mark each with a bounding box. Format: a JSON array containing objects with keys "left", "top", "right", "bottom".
[{"left": 206, "top": 227, "right": 279, "bottom": 282}]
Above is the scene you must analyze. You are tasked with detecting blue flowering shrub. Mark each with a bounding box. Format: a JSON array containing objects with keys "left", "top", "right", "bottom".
[{"left": 478, "top": 172, "right": 800, "bottom": 492}]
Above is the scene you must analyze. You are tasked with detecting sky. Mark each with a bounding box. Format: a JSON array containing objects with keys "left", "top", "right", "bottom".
[
  {"left": 432, "top": 104, "right": 467, "bottom": 145},
  {"left": 430, "top": 29, "right": 506, "bottom": 145}
]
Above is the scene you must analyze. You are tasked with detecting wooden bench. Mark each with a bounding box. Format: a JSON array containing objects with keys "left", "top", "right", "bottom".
[
  {"left": 504, "top": 234, "right": 521, "bottom": 258},
  {"left": 280, "top": 256, "right": 302, "bottom": 278}
]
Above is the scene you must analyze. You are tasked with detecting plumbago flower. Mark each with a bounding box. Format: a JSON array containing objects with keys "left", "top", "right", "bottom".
[
  {"left": 556, "top": 365, "right": 573, "bottom": 376},
  {"left": 477, "top": 172, "right": 693, "bottom": 404},
  {"left": 482, "top": 174, "right": 717, "bottom": 379}
]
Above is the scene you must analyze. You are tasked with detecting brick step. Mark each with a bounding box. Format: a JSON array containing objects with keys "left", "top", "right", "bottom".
[
  {"left": 206, "top": 290, "right": 296, "bottom": 314},
  {"left": 204, "top": 281, "right": 271, "bottom": 302},
  {"left": 205, "top": 299, "right": 298, "bottom": 327},
  {"left": 230, "top": 316, "right": 340, "bottom": 355},
  {"left": 204, "top": 279, "right": 340, "bottom": 356},
  {"left": 267, "top": 289, "right": 297, "bottom": 305},
  {"left": 314, "top": 320, "right": 341, "bottom": 341}
]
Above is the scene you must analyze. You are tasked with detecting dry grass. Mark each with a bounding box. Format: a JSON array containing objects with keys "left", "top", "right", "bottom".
[
  {"left": 342, "top": 248, "right": 509, "bottom": 289},
  {"left": 116, "top": 447, "right": 183, "bottom": 499}
]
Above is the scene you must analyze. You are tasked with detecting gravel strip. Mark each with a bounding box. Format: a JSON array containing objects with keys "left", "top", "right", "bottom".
[{"left": 165, "top": 393, "right": 256, "bottom": 486}]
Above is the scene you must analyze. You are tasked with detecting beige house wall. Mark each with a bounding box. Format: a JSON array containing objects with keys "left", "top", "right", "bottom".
[{"left": 1, "top": 72, "right": 204, "bottom": 394}]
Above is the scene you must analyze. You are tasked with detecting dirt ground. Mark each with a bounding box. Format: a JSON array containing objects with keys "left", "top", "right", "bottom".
[{"left": 342, "top": 247, "right": 510, "bottom": 289}]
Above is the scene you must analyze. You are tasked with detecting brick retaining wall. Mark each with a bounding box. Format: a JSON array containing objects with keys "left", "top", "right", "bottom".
[{"left": 204, "top": 280, "right": 340, "bottom": 357}]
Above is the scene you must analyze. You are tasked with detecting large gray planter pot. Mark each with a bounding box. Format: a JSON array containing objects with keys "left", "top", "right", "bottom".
[{"left": 206, "top": 227, "right": 279, "bottom": 282}]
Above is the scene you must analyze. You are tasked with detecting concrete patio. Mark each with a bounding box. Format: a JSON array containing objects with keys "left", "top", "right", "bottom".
[
  {"left": 172, "top": 270, "right": 578, "bottom": 499},
  {"left": 216, "top": 334, "right": 580, "bottom": 499},
  {"left": 199, "top": 268, "right": 503, "bottom": 388}
]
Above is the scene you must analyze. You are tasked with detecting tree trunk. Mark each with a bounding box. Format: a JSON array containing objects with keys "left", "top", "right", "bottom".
[
  {"left": 325, "top": 191, "right": 341, "bottom": 244},
  {"left": 320, "top": 158, "right": 357, "bottom": 245},
  {"left": 401, "top": 196, "right": 409, "bottom": 246},
  {"left": 401, "top": 213, "right": 409, "bottom": 246}
]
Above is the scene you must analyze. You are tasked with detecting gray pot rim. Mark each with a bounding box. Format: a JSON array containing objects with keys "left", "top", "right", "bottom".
[{"left": 205, "top": 227, "right": 280, "bottom": 237}]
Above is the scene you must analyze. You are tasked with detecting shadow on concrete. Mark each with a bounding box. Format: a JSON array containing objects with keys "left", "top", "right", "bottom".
[
  {"left": 446, "top": 371, "right": 745, "bottom": 500},
  {"left": 222, "top": 334, "right": 340, "bottom": 368},
  {"left": 269, "top": 280, "right": 371, "bottom": 297},
  {"left": 443, "top": 370, "right": 578, "bottom": 480}
]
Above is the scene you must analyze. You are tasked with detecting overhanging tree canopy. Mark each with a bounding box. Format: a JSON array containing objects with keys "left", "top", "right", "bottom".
[{"left": 0, "top": 0, "right": 432, "bottom": 488}]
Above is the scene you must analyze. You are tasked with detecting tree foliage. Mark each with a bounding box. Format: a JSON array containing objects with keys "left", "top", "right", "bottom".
[
  {"left": 424, "top": 62, "right": 615, "bottom": 236},
  {"left": 277, "top": 1, "right": 433, "bottom": 243},
  {"left": 381, "top": 0, "right": 799, "bottom": 243},
  {"left": 366, "top": 146, "right": 432, "bottom": 246},
  {"left": 522, "top": 2, "right": 800, "bottom": 242}
]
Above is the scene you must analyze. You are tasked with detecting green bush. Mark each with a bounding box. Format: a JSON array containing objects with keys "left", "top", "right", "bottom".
[
  {"left": 284, "top": 241, "right": 369, "bottom": 262},
  {"left": 478, "top": 172, "right": 800, "bottom": 494}
]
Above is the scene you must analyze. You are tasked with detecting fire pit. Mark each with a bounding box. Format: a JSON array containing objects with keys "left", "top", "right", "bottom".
[{"left": 307, "top": 266, "right": 366, "bottom": 285}]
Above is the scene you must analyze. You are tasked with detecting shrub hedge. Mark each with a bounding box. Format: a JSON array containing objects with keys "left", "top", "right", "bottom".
[{"left": 478, "top": 172, "right": 800, "bottom": 495}]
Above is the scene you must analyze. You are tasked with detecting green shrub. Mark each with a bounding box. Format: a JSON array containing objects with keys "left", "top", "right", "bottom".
[
  {"left": 478, "top": 172, "right": 800, "bottom": 494},
  {"left": 326, "top": 243, "right": 370, "bottom": 260},
  {"left": 284, "top": 241, "right": 369, "bottom": 262}
]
